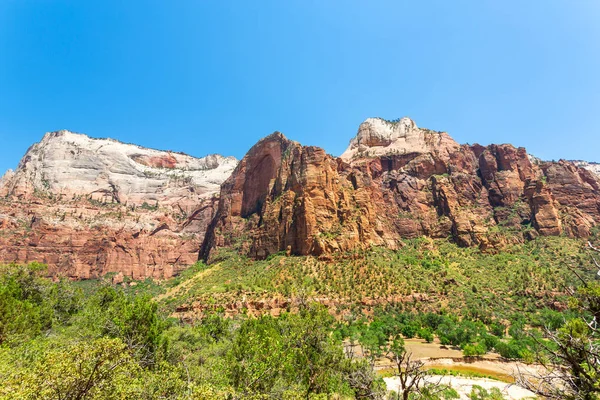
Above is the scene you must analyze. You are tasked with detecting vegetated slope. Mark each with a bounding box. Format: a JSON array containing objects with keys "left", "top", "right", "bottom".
[
  {"left": 0, "top": 130, "right": 237, "bottom": 279},
  {"left": 1, "top": 239, "right": 595, "bottom": 399},
  {"left": 202, "top": 117, "right": 600, "bottom": 261},
  {"left": 0, "top": 262, "right": 385, "bottom": 399},
  {"left": 172, "top": 236, "right": 592, "bottom": 322}
]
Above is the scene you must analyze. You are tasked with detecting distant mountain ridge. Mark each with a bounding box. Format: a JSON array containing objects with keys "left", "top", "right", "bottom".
[
  {"left": 2, "top": 120, "right": 599, "bottom": 279},
  {"left": 0, "top": 130, "right": 237, "bottom": 279},
  {"left": 571, "top": 160, "right": 600, "bottom": 177}
]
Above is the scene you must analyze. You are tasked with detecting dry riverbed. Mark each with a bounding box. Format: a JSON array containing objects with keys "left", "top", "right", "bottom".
[
  {"left": 379, "top": 339, "right": 540, "bottom": 399},
  {"left": 384, "top": 375, "right": 537, "bottom": 400}
]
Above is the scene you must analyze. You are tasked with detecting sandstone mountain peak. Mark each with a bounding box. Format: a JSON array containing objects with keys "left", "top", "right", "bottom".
[
  {"left": 340, "top": 116, "right": 460, "bottom": 161},
  {"left": 0, "top": 130, "right": 238, "bottom": 280},
  {"left": 0, "top": 169, "right": 14, "bottom": 188},
  {"left": 261, "top": 131, "right": 289, "bottom": 141},
  {"left": 250, "top": 131, "right": 300, "bottom": 152},
  {"left": 0, "top": 129, "right": 238, "bottom": 205},
  {"left": 203, "top": 123, "right": 600, "bottom": 261},
  {"left": 2, "top": 122, "right": 600, "bottom": 278}
]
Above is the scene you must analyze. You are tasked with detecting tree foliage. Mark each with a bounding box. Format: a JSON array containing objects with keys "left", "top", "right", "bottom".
[{"left": 0, "top": 265, "right": 386, "bottom": 399}]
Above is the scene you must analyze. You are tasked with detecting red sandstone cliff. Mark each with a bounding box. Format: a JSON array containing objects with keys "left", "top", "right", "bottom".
[
  {"left": 3, "top": 120, "right": 599, "bottom": 279},
  {"left": 0, "top": 130, "right": 237, "bottom": 279},
  {"left": 201, "top": 118, "right": 600, "bottom": 261}
]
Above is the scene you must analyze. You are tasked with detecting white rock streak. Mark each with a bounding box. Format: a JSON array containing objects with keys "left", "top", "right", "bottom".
[
  {"left": 572, "top": 160, "right": 600, "bottom": 177},
  {"left": 340, "top": 117, "right": 460, "bottom": 161},
  {"left": 0, "top": 130, "right": 237, "bottom": 207}
]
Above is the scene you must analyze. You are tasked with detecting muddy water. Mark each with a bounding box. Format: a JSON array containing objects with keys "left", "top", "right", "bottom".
[
  {"left": 378, "top": 363, "right": 515, "bottom": 383},
  {"left": 356, "top": 338, "right": 541, "bottom": 397},
  {"left": 423, "top": 364, "right": 514, "bottom": 383}
]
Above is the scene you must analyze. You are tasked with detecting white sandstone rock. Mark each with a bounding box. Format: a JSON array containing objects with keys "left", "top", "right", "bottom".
[
  {"left": 0, "top": 130, "right": 238, "bottom": 208},
  {"left": 340, "top": 117, "right": 460, "bottom": 161},
  {"left": 572, "top": 160, "right": 600, "bottom": 177},
  {"left": 0, "top": 169, "right": 14, "bottom": 192}
]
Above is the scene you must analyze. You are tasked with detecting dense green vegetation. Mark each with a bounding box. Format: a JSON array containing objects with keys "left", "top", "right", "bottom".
[
  {"left": 335, "top": 305, "right": 572, "bottom": 362},
  {"left": 1, "top": 236, "right": 599, "bottom": 399},
  {"left": 0, "top": 263, "right": 384, "bottom": 399},
  {"left": 160, "top": 237, "right": 589, "bottom": 322}
]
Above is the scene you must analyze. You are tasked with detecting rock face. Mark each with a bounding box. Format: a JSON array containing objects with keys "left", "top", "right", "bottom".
[
  {"left": 202, "top": 117, "right": 600, "bottom": 261},
  {"left": 0, "top": 130, "right": 237, "bottom": 279},
  {"left": 340, "top": 117, "right": 460, "bottom": 161},
  {"left": 0, "top": 130, "right": 235, "bottom": 206},
  {"left": 572, "top": 160, "right": 600, "bottom": 178}
]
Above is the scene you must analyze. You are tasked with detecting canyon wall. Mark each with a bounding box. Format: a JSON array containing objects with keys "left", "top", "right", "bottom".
[
  {"left": 202, "top": 118, "right": 600, "bottom": 261},
  {"left": 3, "top": 121, "right": 598, "bottom": 278},
  {"left": 0, "top": 130, "right": 237, "bottom": 279}
]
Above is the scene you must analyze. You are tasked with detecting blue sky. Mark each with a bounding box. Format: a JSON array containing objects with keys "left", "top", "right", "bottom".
[{"left": 1, "top": 1, "right": 599, "bottom": 173}]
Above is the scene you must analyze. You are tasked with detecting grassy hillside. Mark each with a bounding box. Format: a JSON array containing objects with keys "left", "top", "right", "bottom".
[{"left": 159, "top": 236, "right": 592, "bottom": 322}]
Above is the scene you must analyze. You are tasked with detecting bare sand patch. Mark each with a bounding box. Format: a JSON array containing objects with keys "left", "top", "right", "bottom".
[{"left": 384, "top": 375, "right": 537, "bottom": 400}]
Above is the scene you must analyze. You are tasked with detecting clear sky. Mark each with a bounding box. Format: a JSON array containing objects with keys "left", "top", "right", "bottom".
[{"left": 1, "top": 1, "right": 599, "bottom": 173}]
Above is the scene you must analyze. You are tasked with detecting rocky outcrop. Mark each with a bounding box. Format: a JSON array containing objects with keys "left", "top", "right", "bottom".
[
  {"left": 0, "top": 130, "right": 237, "bottom": 279},
  {"left": 3, "top": 122, "right": 599, "bottom": 276},
  {"left": 202, "top": 118, "right": 600, "bottom": 261},
  {"left": 572, "top": 160, "right": 600, "bottom": 177},
  {"left": 201, "top": 132, "right": 387, "bottom": 259},
  {"left": 340, "top": 117, "right": 460, "bottom": 161},
  {"left": 0, "top": 130, "right": 235, "bottom": 206}
]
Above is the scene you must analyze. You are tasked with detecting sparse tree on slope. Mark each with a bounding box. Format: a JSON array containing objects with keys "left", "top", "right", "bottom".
[{"left": 516, "top": 242, "right": 600, "bottom": 400}]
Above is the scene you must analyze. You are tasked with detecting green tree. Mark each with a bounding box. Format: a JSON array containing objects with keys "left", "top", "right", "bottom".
[
  {"left": 229, "top": 315, "right": 285, "bottom": 394},
  {"left": 516, "top": 244, "right": 600, "bottom": 399},
  {"left": 0, "top": 338, "right": 142, "bottom": 399},
  {"left": 462, "top": 343, "right": 486, "bottom": 357},
  {"left": 81, "top": 286, "right": 168, "bottom": 367},
  {"left": 0, "top": 263, "right": 81, "bottom": 345},
  {"left": 280, "top": 305, "right": 347, "bottom": 396}
]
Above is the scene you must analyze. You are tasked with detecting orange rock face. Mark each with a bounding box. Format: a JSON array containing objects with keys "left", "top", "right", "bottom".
[
  {"left": 130, "top": 154, "right": 179, "bottom": 169},
  {"left": 0, "top": 130, "right": 237, "bottom": 279},
  {"left": 0, "top": 195, "right": 220, "bottom": 279},
  {"left": 202, "top": 128, "right": 600, "bottom": 261},
  {"left": 3, "top": 122, "right": 600, "bottom": 278}
]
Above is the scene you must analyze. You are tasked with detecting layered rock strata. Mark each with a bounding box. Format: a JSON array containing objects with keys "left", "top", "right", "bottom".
[
  {"left": 202, "top": 118, "right": 600, "bottom": 261},
  {"left": 0, "top": 130, "right": 237, "bottom": 279}
]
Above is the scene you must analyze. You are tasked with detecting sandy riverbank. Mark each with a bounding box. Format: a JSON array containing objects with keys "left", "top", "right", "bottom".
[
  {"left": 384, "top": 375, "right": 537, "bottom": 399},
  {"left": 380, "top": 339, "right": 541, "bottom": 399}
]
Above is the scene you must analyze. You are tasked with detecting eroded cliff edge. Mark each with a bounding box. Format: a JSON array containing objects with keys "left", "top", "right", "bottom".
[
  {"left": 202, "top": 117, "right": 600, "bottom": 261},
  {"left": 0, "top": 130, "right": 237, "bottom": 279}
]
